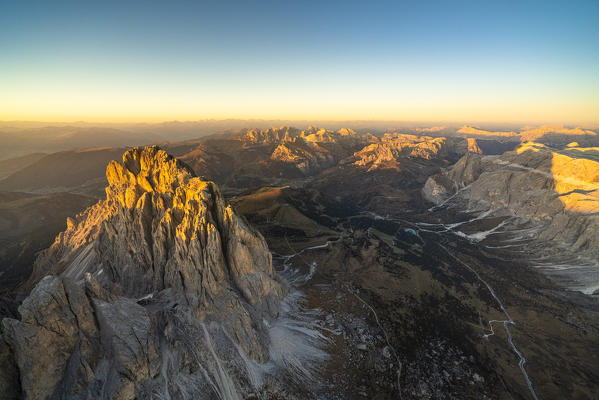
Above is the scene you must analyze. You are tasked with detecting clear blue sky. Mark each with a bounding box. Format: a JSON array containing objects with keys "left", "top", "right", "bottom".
[{"left": 1, "top": 0, "right": 598, "bottom": 123}]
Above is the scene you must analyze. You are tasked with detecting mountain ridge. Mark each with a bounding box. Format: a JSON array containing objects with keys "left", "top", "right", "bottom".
[{"left": 2, "top": 146, "right": 298, "bottom": 399}]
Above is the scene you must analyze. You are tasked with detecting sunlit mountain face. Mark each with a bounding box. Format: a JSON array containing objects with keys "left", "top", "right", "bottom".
[{"left": 1, "top": 0, "right": 599, "bottom": 399}]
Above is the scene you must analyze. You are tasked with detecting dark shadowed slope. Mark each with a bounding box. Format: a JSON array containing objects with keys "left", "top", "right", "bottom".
[
  {"left": 0, "top": 153, "right": 47, "bottom": 180},
  {"left": 0, "top": 126, "right": 161, "bottom": 160},
  {"left": 0, "top": 191, "right": 95, "bottom": 295},
  {"left": 0, "top": 147, "right": 126, "bottom": 198}
]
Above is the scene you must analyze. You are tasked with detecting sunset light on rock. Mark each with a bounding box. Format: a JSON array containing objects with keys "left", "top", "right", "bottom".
[{"left": 1, "top": 1, "right": 598, "bottom": 399}]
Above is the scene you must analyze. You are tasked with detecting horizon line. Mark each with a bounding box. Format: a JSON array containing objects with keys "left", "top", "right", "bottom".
[{"left": 1, "top": 118, "right": 599, "bottom": 128}]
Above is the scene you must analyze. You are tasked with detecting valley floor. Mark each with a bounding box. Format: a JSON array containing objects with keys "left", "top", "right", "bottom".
[{"left": 233, "top": 188, "right": 599, "bottom": 399}]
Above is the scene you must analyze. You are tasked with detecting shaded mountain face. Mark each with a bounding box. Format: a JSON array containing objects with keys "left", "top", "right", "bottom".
[
  {"left": 0, "top": 126, "right": 164, "bottom": 161},
  {"left": 0, "top": 191, "right": 95, "bottom": 296},
  {"left": 424, "top": 142, "right": 599, "bottom": 293},
  {"left": 0, "top": 153, "right": 47, "bottom": 180},
  {"left": 0, "top": 147, "right": 127, "bottom": 198},
  {"left": 307, "top": 133, "right": 478, "bottom": 214},
  {"left": 1, "top": 146, "right": 302, "bottom": 399}
]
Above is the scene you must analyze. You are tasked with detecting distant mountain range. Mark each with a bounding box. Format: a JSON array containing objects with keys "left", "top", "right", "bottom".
[
  {"left": 1, "top": 125, "right": 599, "bottom": 399},
  {"left": 1, "top": 120, "right": 596, "bottom": 160}
]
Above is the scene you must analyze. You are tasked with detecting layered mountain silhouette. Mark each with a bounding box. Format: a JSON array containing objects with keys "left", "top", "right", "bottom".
[{"left": 1, "top": 127, "right": 599, "bottom": 399}]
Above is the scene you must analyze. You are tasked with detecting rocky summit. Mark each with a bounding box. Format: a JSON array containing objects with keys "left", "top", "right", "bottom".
[{"left": 1, "top": 146, "right": 291, "bottom": 399}]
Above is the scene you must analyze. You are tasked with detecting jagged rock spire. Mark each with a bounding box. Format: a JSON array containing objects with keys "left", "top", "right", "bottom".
[{"left": 3, "top": 146, "right": 287, "bottom": 399}]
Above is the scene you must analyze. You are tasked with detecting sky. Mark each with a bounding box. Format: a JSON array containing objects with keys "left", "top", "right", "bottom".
[{"left": 1, "top": 0, "right": 598, "bottom": 124}]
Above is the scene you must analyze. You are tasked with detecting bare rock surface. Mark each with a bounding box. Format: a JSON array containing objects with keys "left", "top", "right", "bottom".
[
  {"left": 423, "top": 141, "right": 599, "bottom": 260},
  {"left": 1, "top": 146, "right": 289, "bottom": 399},
  {"left": 350, "top": 134, "right": 478, "bottom": 171},
  {"left": 0, "top": 334, "right": 20, "bottom": 399}
]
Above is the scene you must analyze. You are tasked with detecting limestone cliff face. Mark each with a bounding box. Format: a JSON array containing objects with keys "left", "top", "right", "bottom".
[
  {"left": 270, "top": 140, "right": 336, "bottom": 174},
  {"left": 237, "top": 126, "right": 374, "bottom": 175},
  {"left": 30, "top": 146, "right": 284, "bottom": 312},
  {"left": 351, "top": 134, "right": 478, "bottom": 171},
  {"left": 241, "top": 125, "right": 369, "bottom": 146},
  {"left": 2, "top": 146, "right": 287, "bottom": 399},
  {"left": 242, "top": 126, "right": 302, "bottom": 144},
  {"left": 423, "top": 142, "right": 599, "bottom": 258},
  {"left": 466, "top": 138, "right": 482, "bottom": 154},
  {"left": 238, "top": 127, "right": 484, "bottom": 178}
]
